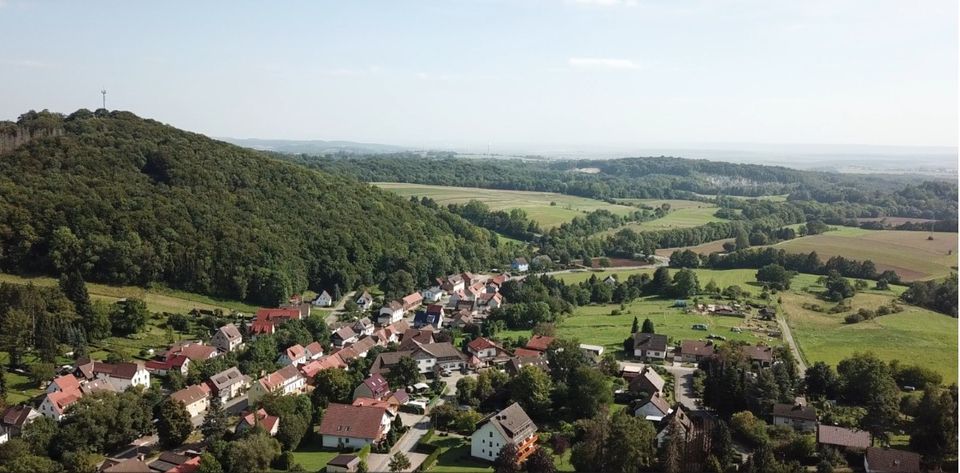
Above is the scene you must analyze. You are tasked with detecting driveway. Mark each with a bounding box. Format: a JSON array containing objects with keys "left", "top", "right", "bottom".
[
  {"left": 776, "top": 314, "right": 807, "bottom": 372},
  {"left": 664, "top": 363, "right": 699, "bottom": 410}
]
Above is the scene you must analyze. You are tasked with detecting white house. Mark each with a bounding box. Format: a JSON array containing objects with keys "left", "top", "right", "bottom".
[
  {"left": 278, "top": 344, "right": 307, "bottom": 366},
  {"left": 356, "top": 291, "right": 375, "bottom": 311},
  {"left": 633, "top": 333, "right": 668, "bottom": 360},
  {"left": 421, "top": 286, "right": 444, "bottom": 303},
  {"left": 171, "top": 385, "right": 210, "bottom": 418},
  {"left": 319, "top": 403, "right": 390, "bottom": 449},
  {"left": 46, "top": 374, "right": 81, "bottom": 394},
  {"left": 76, "top": 360, "right": 150, "bottom": 391},
  {"left": 314, "top": 290, "right": 334, "bottom": 307},
  {"left": 471, "top": 403, "right": 538, "bottom": 462},
  {"left": 511, "top": 258, "right": 529, "bottom": 272},
  {"left": 772, "top": 403, "right": 817, "bottom": 432},
  {"left": 378, "top": 301, "right": 404, "bottom": 326},
  {"left": 212, "top": 324, "right": 244, "bottom": 353},
  {"left": 207, "top": 367, "right": 250, "bottom": 403},
  {"left": 634, "top": 392, "right": 672, "bottom": 421},
  {"left": 39, "top": 390, "right": 82, "bottom": 421},
  {"left": 248, "top": 365, "right": 306, "bottom": 403}
]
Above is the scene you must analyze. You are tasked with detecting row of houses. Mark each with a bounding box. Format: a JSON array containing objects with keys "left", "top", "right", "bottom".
[
  {"left": 40, "top": 359, "right": 151, "bottom": 420},
  {"left": 632, "top": 334, "right": 776, "bottom": 368}
]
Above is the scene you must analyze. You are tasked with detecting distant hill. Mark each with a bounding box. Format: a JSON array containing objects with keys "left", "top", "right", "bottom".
[
  {"left": 0, "top": 109, "right": 509, "bottom": 305},
  {"left": 221, "top": 137, "right": 409, "bottom": 155}
]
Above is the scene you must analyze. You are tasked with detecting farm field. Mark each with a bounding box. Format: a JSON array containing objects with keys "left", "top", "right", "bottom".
[
  {"left": 780, "top": 290, "right": 958, "bottom": 384},
  {"left": 600, "top": 200, "right": 727, "bottom": 234},
  {"left": 0, "top": 272, "right": 259, "bottom": 314},
  {"left": 374, "top": 183, "right": 637, "bottom": 228},
  {"left": 771, "top": 228, "right": 957, "bottom": 281}
]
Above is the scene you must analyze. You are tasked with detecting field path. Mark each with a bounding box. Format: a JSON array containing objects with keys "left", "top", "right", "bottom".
[{"left": 776, "top": 312, "right": 807, "bottom": 373}]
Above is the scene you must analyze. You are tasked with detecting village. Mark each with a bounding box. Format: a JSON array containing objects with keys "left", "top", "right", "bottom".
[{"left": 0, "top": 256, "right": 925, "bottom": 473}]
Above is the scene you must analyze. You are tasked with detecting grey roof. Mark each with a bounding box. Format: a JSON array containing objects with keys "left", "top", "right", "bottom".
[
  {"left": 773, "top": 403, "right": 817, "bottom": 421},
  {"left": 634, "top": 333, "right": 668, "bottom": 352},
  {"left": 416, "top": 342, "right": 465, "bottom": 361},
  {"left": 487, "top": 402, "right": 537, "bottom": 441},
  {"left": 209, "top": 367, "right": 248, "bottom": 390}
]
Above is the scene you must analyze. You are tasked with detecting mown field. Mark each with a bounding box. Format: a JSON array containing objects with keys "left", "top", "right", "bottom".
[
  {"left": 374, "top": 183, "right": 636, "bottom": 228},
  {"left": 602, "top": 199, "right": 728, "bottom": 234},
  {"left": 771, "top": 228, "right": 958, "bottom": 281},
  {"left": 0, "top": 272, "right": 260, "bottom": 314},
  {"left": 510, "top": 268, "right": 954, "bottom": 380}
]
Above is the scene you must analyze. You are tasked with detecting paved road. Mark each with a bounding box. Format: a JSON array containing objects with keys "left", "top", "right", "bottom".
[
  {"left": 664, "top": 363, "right": 699, "bottom": 410},
  {"left": 324, "top": 291, "right": 358, "bottom": 326},
  {"left": 776, "top": 312, "right": 807, "bottom": 373}
]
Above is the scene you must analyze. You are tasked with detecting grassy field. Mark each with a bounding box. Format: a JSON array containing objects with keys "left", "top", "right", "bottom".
[
  {"left": 374, "top": 183, "right": 637, "bottom": 228},
  {"left": 780, "top": 289, "right": 958, "bottom": 384},
  {"left": 424, "top": 436, "right": 493, "bottom": 473},
  {"left": 0, "top": 272, "right": 260, "bottom": 314},
  {"left": 771, "top": 228, "right": 958, "bottom": 281},
  {"left": 601, "top": 200, "right": 727, "bottom": 234},
  {"left": 291, "top": 444, "right": 342, "bottom": 471}
]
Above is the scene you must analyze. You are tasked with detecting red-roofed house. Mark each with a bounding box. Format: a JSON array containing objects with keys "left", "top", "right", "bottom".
[
  {"left": 250, "top": 308, "right": 302, "bottom": 335},
  {"left": 39, "top": 390, "right": 82, "bottom": 420},
  {"left": 171, "top": 384, "right": 210, "bottom": 417},
  {"left": 278, "top": 344, "right": 307, "bottom": 366},
  {"left": 319, "top": 404, "right": 391, "bottom": 449},
  {"left": 304, "top": 342, "right": 324, "bottom": 361},
  {"left": 300, "top": 356, "right": 348, "bottom": 381},
  {"left": 238, "top": 409, "right": 280, "bottom": 436},
  {"left": 525, "top": 335, "right": 555, "bottom": 353},
  {"left": 467, "top": 337, "right": 508, "bottom": 367},
  {"left": 401, "top": 292, "right": 423, "bottom": 311},
  {"left": 513, "top": 347, "right": 544, "bottom": 358},
  {"left": 46, "top": 374, "right": 81, "bottom": 394},
  {"left": 248, "top": 365, "right": 306, "bottom": 403}
]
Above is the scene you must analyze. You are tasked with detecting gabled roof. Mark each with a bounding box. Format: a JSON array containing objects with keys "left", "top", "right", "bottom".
[
  {"left": 484, "top": 402, "right": 537, "bottom": 442},
  {"left": 817, "top": 425, "right": 871, "bottom": 449},
  {"left": 259, "top": 364, "right": 303, "bottom": 391},
  {"left": 513, "top": 347, "right": 544, "bottom": 358},
  {"left": 513, "top": 257, "right": 528, "bottom": 265},
  {"left": 51, "top": 374, "right": 81, "bottom": 392},
  {"left": 743, "top": 345, "right": 775, "bottom": 363},
  {"left": 318, "top": 403, "right": 387, "bottom": 440},
  {"left": 468, "top": 337, "right": 497, "bottom": 352},
  {"left": 772, "top": 403, "right": 817, "bottom": 422},
  {"left": 304, "top": 341, "right": 324, "bottom": 357},
  {"left": 630, "top": 367, "right": 666, "bottom": 394},
  {"left": 506, "top": 356, "right": 550, "bottom": 376},
  {"left": 680, "top": 340, "right": 715, "bottom": 358},
  {"left": 426, "top": 304, "right": 444, "bottom": 315},
  {"left": 1, "top": 405, "right": 37, "bottom": 428},
  {"left": 864, "top": 447, "right": 920, "bottom": 473},
  {"left": 402, "top": 292, "right": 423, "bottom": 306},
  {"left": 45, "top": 390, "right": 82, "bottom": 415},
  {"left": 171, "top": 384, "right": 209, "bottom": 406},
  {"left": 382, "top": 300, "right": 404, "bottom": 311},
  {"left": 357, "top": 291, "right": 374, "bottom": 302},
  {"left": 319, "top": 290, "right": 332, "bottom": 299},
  {"left": 300, "top": 357, "right": 347, "bottom": 378},
  {"left": 216, "top": 323, "right": 242, "bottom": 341},
  {"left": 369, "top": 351, "right": 414, "bottom": 375},
  {"left": 415, "top": 342, "right": 465, "bottom": 361},
  {"left": 240, "top": 408, "right": 279, "bottom": 433},
  {"left": 80, "top": 378, "right": 117, "bottom": 395},
  {"left": 284, "top": 344, "right": 306, "bottom": 361},
  {"left": 93, "top": 361, "right": 143, "bottom": 380},
  {"left": 208, "top": 367, "right": 248, "bottom": 391},
  {"left": 172, "top": 342, "right": 219, "bottom": 361},
  {"left": 640, "top": 392, "right": 672, "bottom": 416},
  {"left": 525, "top": 335, "right": 555, "bottom": 352},
  {"left": 103, "top": 459, "right": 152, "bottom": 473},
  {"left": 328, "top": 454, "right": 360, "bottom": 468},
  {"left": 399, "top": 328, "right": 435, "bottom": 350},
  {"left": 633, "top": 333, "right": 668, "bottom": 352},
  {"left": 334, "top": 326, "right": 357, "bottom": 341},
  {"left": 361, "top": 374, "right": 389, "bottom": 394}
]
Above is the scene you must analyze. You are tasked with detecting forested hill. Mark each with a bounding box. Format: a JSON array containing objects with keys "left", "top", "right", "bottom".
[{"left": 0, "top": 109, "right": 510, "bottom": 305}]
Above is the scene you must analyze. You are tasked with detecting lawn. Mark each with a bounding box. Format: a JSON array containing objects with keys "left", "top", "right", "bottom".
[
  {"left": 599, "top": 200, "right": 728, "bottom": 234},
  {"left": 374, "top": 183, "right": 637, "bottom": 228},
  {"left": 771, "top": 228, "right": 958, "bottom": 281},
  {"left": 291, "top": 443, "right": 342, "bottom": 471},
  {"left": 424, "top": 436, "right": 493, "bottom": 473},
  {"left": 0, "top": 272, "right": 260, "bottom": 314},
  {"left": 780, "top": 289, "right": 958, "bottom": 384}
]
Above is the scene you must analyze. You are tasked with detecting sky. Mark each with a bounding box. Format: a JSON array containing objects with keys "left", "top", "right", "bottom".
[{"left": 1, "top": 0, "right": 957, "bottom": 151}]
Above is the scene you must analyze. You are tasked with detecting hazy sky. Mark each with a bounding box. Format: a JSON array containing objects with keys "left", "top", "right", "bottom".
[{"left": 1, "top": 0, "right": 957, "bottom": 149}]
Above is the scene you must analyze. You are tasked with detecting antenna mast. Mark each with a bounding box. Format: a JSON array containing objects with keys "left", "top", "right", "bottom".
[{"left": 101, "top": 89, "right": 107, "bottom": 109}]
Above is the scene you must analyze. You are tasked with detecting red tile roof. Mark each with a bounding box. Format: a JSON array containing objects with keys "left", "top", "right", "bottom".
[
  {"left": 525, "top": 335, "right": 555, "bottom": 352},
  {"left": 513, "top": 347, "right": 543, "bottom": 358},
  {"left": 241, "top": 408, "right": 279, "bottom": 434},
  {"left": 468, "top": 337, "right": 497, "bottom": 352},
  {"left": 318, "top": 403, "right": 387, "bottom": 440},
  {"left": 864, "top": 447, "right": 920, "bottom": 473},
  {"left": 300, "top": 357, "right": 346, "bottom": 379},
  {"left": 51, "top": 374, "right": 81, "bottom": 392}
]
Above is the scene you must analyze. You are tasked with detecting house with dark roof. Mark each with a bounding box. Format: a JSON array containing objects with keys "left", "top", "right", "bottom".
[
  {"left": 319, "top": 403, "right": 391, "bottom": 449},
  {"left": 351, "top": 317, "right": 375, "bottom": 337},
  {"left": 629, "top": 367, "right": 666, "bottom": 396},
  {"left": 656, "top": 405, "right": 694, "bottom": 448},
  {"left": 368, "top": 351, "right": 414, "bottom": 377},
  {"left": 356, "top": 291, "right": 375, "bottom": 311},
  {"left": 439, "top": 274, "right": 465, "bottom": 293},
  {"left": 511, "top": 258, "right": 529, "bottom": 272},
  {"left": 864, "top": 447, "right": 920, "bottom": 473},
  {"left": 353, "top": 374, "right": 390, "bottom": 401},
  {"left": 633, "top": 333, "right": 668, "bottom": 359},
  {"left": 817, "top": 425, "right": 871, "bottom": 450},
  {"left": 634, "top": 392, "right": 672, "bottom": 421},
  {"left": 314, "top": 290, "right": 334, "bottom": 307},
  {"left": 326, "top": 453, "right": 361, "bottom": 473},
  {"left": 471, "top": 402, "right": 538, "bottom": 462},
  {"left": 679, "top": 340, "right": 716, "bottom": 363},
  {"left": 212, "top": 323, "right": 244, "bottom": 352},
  {"left": 333, "top": 326, "right": 359, "bottom": 347},
  {"left": 0, "top": 406, "right": 39, "bottom": 437},
  {"left": 102, "top": 458, "right": 153, "bottom": 473},
  {"left": 772, "top": 403, "right": 817, "bottom": 432},
  {"left": 413, "top": 342, "right": 467, "bottom": 374},
  {"left": 743, "top": 345, "right": 775, "bottom": 368},
  {"left": 206, "top": 367, "right": 250, "bottom": 403},
  {"left": 398, "top": 328, "right": 436, "bottom": 351},
  {"left": 413, "top": 306, "right": 444, "bottom": 330},
  {"left": 74, "top": 358, "right": 150, "bottom": 391}
]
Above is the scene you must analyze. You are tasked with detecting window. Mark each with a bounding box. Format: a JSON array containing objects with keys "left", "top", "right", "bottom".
[{"left": 489, "top": 432, "right": 493, "bottom": 438}]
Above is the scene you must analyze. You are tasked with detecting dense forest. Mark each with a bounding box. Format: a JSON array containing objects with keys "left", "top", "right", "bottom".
[
  {"left": 0, "top": 110, "right": 515, "bottom": 305},
  {"left": 285, "top": 153, "right": 958, "bottom": 220}
]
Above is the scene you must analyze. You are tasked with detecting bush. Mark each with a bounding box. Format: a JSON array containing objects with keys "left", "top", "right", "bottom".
[
  {"left": 843, "top": 313, "right": 863, "bottom": 324},
  {"left": 730, "top": 411, "right": 768, "bottom": 447}
]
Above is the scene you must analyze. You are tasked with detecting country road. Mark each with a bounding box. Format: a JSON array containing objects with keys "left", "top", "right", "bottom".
[{"left": 776, "top": 311, "right": 807, "bottom": 373}]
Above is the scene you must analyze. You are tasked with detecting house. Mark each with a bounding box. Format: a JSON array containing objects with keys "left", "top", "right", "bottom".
[
  {"left": 863, "top": 447, "right": 920, "bottom": 473},
  {"left": 743, "top": 345, "right": 775, "bottom": 368},
  {"left": 326, "top": 454, "right": 361, "bottom": 473},
  {"left": 378, "top": 301, "right": 405, "bottom": 326},
  {"left": 146, "top": 341, "right": 217, "bottom": 376},
  {"left": 633, "top": 333, "right": 668, "bottom": 359},
  {"left": 772, "top": 403, "right": 817, "bottom": 432},
  {"left": 237, "top": 409, "right": 280, "bottom": 436},
  {"left": 471, "top": 402, "right": 538, "bottom": 462},
  {"left": 171, "top": 384, "right": 210, "bottom": 418},
  {"left": 817, "top": 425, "right": 871, "bottom": 450},
  {"left": 75, "top": 359, "right": 150, "bottom": 391},
  {"left": 39, "top": 390, "right": 81, "bottom": 420},
  {"left": 102, "top": 459, "right": 153, "bottom": 473},
  {"left": 656, "top": 405, "right": 694, "bottom": 448},
  {"left": 47, "top": 374, "right": 81, "bottom": 394},
  {"left": 304, "top": 341, "right": 324, "bottom": 361},
  {"left": 679, "top": 340, "right": 716, "bottom": 363},
  {"left": 478, "top": 292, "right": 504, "bottom": 310},
  {"left": 250, "top": 308, "right": 302, "bottom": 335},
  {"left": 525, "top": 335, "right": 555, "bottom": 353},
  {"left": 603, "top": 275, "right": 618, "bottom": 286},
  {"left": 368, "top": 351, "right": 414, "bottom": 377},
  {"left": 149, "top": 452, "right": 199, "bottom": 473},
  {"left": 448, "top": 309, "right": 477, "bottom": 330},
  {"left": 467, "top": 337, "right": 501, "bottom": 362},
  {"left": 422, "top": 286, "right": 444, "bottom": 303},
  {"left": 248, "top": 364, "right": 306, "bottom": 403},
  {"left": 512, "top": 347, "right": 544, "bottom": 358},
  {"left": 314, "top": 290, "right": 334, "bottom": 307},
  {"left": 353, "top": 374, "right": 390, "bottom": 401},
  {"left": 579, "top": 344, "right": 605, "bottom": 363},
  {"left": 758, "top": 307, "right": 777, "bottom": 320},
  {"left": 398, "top": 328, "right": 436, "bottom": 351},
  {"left": 511, "top": 258, "right": 529, "bottom": 272},
  {"left": 413, "top": 342, "right": 467, "bottom": 374},
  {"left": 206, "top": 367, "right": 250, "bottom": 403},
  {"left": 319, "top": 403, "right": 391, "bottom": 449},
  {"left": 212, "top": 324, "right": 244, "bottom": 353},
  {"left": 413, "top": 306, "right": 444, "bottom": 330},
  {"left": 351, "top": 318, "right": 375, "bottom": 337},
  {"left": 278, "top": 344, "right": 307, "bottom": 366},
  {"left": 300, "top": 356, "right": 348, "bottom": 380},
  {"left": 505, "top": 356, "right": 550, "bottom": 376},
  {"left": 1, "top": 406, "right": 39, "bottom": 437},
  {"left": 333, "top": 326, "right": 359, "bottom": 347},
  {"left": 401, "top": 292, "right": 424, "bottom": 312},
  {"left": 355, "top": 291, "right": 375, "bottom": 311},
  {"left": 352, "top": 397, "right": 401, "bottom": 416},
  {"left": 145, "top": 355, "right": 191, "bottom": 376},
  {"left": 629, "top": 367, "right": 666, "bottom": 396},
  {"left": 439, "top": 274, "right": 465, "bottom": 293},
  {"left": 635, "top": 392, "right": 672, "bottom": 421}
]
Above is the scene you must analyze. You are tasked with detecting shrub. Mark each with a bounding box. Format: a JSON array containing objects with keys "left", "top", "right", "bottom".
[{"left": 844, "top": 313, "right": 863, "bottom": 324}]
